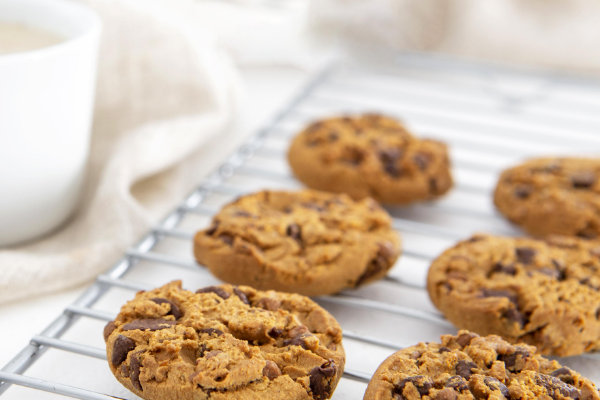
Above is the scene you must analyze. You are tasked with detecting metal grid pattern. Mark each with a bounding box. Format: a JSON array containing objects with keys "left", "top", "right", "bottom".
[{"left": 2, "top": 52, "right": 600, "bottom": 399}]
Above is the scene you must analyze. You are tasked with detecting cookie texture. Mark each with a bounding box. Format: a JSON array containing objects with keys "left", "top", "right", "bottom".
[
  {"left": 427, "top": 234, "right": 600, "bottom": 357},
  {"left": 287, "top": 114, "right": 453, "bottom": 205},
  {"left": 105, "top": 281, "right": 345, "bottom": 400},
  {"left": 494, "top": 158, "right": 600, "bottom": 238},
  {"left": 364, "top": 330, "right": 600, "bottom": 400},
  {"left": 193, "top": 190, "right": 401, "bottom": 296}
]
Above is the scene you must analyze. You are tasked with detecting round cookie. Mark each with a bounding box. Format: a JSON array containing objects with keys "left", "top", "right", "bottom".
[
  {"left": 364, "top": 330, "right": 600, "bottom": 400},
  {"left": 494, "top": 157, "right": 600, "bottom": 238},
  {"left": 427, "top": 234, "right": 600, "bottom": 357},
  {"left": 287, "top": 114, "right": 453, "bottom": 205},
  {"left": 104, "top": 281, "right": 345, "bottom": 400},
  {"left": 193, "top": 190, "right": 402, "bottom": 296}
]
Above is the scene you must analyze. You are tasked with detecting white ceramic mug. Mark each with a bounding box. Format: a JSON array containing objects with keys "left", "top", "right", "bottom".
[{"left": 0, "top": 0, "right": 101, "bottom": 246}]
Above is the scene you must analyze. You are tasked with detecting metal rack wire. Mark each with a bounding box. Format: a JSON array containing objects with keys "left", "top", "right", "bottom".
[{"left": 2, "top": 52, "right": 600, "bottom": 399}]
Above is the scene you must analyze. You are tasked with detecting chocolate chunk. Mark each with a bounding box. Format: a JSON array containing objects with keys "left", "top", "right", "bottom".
[
  {"left": 516, "top": 247, "right": 536, "bottom": 264},
  {"left": 233, "top": 287, "right": 249, "bottom": 305},
  {"left": 445, "top": 375, "right": 468, "bottom": 392},
  {"left": 550, "top": 367, "right": 574, "bottom": 384},
  {"left": 455, "top": 360, "right": 477, "bottom": 380},
  {"left": 356, "top": 242, "right": 395, "bottom": 286},
  {"left": 393, "top": 376, "right": 433, "bottom": 398},
  {"left": 268, "top": 327, "right": 283, "bottom": 339},
  {"left": 283, "top": 333, "right": 313, "bottom": 349},
  {"left": 198, "top": 344, "right": 207, "bottom": 358},
  {"left": 498, "top": 347, "right": 530, "bottom": 371},
  {"left": 219, "top": 234, "right": 234, "bottom": 245},
  {"left": 484, "top": 377, "right": 509, "bottom": 398},
  {"left": 439, "top": 347, "right": 451, "bottom": 353},
  {"left": 379, "top": 148, "right": 401, "bottom": 164},
  {"left": 130, "top": 352, "right": 143, "bottom": 391},
  {"left": 286, "top": 224, "right": 301, "bottom": 241},
  {"left": 309, "top": 359, "right": 336, "bottom": 400},
  {"left": 197, "top": 286, "right": 231, "bottom": 299},
  {"left": 514, "top": 185, "right": 533, "bottom": 199},
  {"left": 122, "top": 319, "right": 175, "bottom": 331},
  {"left": 120, "top": 362, "right": 130, "bottom": 378},
  {"left": 481, "top": 289, "right": 519, "bottom": 304},
  {"left": 103, "top": 321, "right": 117, "bottom": 342},
  {"left": 537, "top": 267, "right": 563, "bottom": 280},
  {"left": 435, "top": 388, "right": 458, "bottom": 400},
  {"left": 343, "top": 147, "right": 366, "bottom": 166},
  {"left": 492, "top": 262, "right": 517, "bottom": 276},
  {"left": 206, "top": 222, "right": 219, "bottom": 235},
  {"left": 200, "top": 328, "right": 224, "bottom": 337},
  {"left": 572, "top": 171, "right": 596, "bottom": 188},
  {"left": 255, "top": 297, "right": 280, "bottom": 311},
  {"left": 537, "top": 374, "right": 581, "bottom": 399},
  {"left": 413, "top": 153, "right": 431, "bottom": 170},
  {"left": 457, "top": 332, "right": 479, "bottom": 347},
  {"left": 111, "top": 335, "right": 136, "bottom": 367},
  {"left": 150, "top": 298, "right": 182, "bottom": 319},
  {"left": 288, "top": 325, "right": 310, "bottom": 338},
  {"left": 505, "top": 308, "right": 527, "bottom": 327},
  {"left": 262, "top": 360, "right": 282, "bottom": 380}
]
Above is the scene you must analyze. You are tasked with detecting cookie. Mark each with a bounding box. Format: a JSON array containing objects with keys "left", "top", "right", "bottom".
[
  {"left": 427, "top": 234, "right": 600, "bottom": 357},
  {"left": 364, "top": 330, "right": 600, "bottom": 400},
  {"left": 287, "top": 114, "right": 453, "bottom": 205},
  {"left": 193, "top": 190, "right": 402, "bottom": 296},
  {"left": 494, "top": 158, "right": 600, "bottom": 238},
  {"left": 105, "top": 281, "right": 345, "bottom": 400}
]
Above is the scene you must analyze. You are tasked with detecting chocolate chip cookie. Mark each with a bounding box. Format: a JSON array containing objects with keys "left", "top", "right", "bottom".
[
  {"left": 364, "top": 330, "right": 600, "bottom": 400},
  {"left": 105, "top": 281, "right": 345, "bottom": 400},
  {"left": 193, "top": 190, "right": 402, "bottom": 296},
  {"left": 287, "top": 114, "right": 453, "bottom": 205},
  {"left": 494, "top": 158, "right": 600, "bottom": 238},
  {"left": 427, "top": 234, "right": 600, "bottom": 357}
]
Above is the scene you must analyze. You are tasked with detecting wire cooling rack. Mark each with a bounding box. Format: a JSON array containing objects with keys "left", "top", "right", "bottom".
[{"left": 3, "top": 52, "right": 600, "bottom": 399}]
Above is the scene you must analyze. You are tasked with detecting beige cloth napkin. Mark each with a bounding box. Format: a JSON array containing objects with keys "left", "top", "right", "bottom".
[{"left": 0, "top": 0, "right": 242, "bottom": 304}]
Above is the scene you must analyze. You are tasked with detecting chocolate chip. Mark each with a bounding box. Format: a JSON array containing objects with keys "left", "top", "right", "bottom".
[
  {"left": 309, "top": 359, "right": 337, "bottom": 400},
  {"left": 505, "top": 308, "right": 527, "bottom": 327},
  {"left": 498, "top": 347, "right": 530, "bottom": 371},
  {"left": 550, "top": 368, "right": 574, "bottom": 384},
  {"left": 262, "top": 360, "right": 282, "bottom": 380},
  {"left": 483, "top": 376, "right": 509, "bottom": 398},
  {"left": 219, "top": 234, "right": 234, "bottom": 245},
  {"left": 103, "top": 321, "right": 116, "bottom": 342},
  {"left": 536, "top": 374, "right": 581, "bottom": 399},
  {"left": 111, "top": 335, "right": 136, "bottom": 367},
  {"left": 150, "top": 298, "right": 182, "bottom": 319},
  {"left": 356, "top": 242, "right": 395, "bottom": 286},
  {"left": 205, "top": 350, "right": 222, "bottom": 359},
  {"left": 122, "top": 319, "right": 175, "bottom": 331},
  {"left": 379, "top": 148, "right": 402, "bottom": 177},
  {"left": 198, "top": 344, "right": 207, "bottom": 358},
  {"left": 516, "top": 247, "right": 536, "bottom": 264},
  {"left": 457, "top": 332, "right": 479, "bottom": 347},
  {"left": 130, "top": 352, "right": 143, "bottom": 391},
  {"left": 492, "top": 262, "right": 517, "bottom": 276},
  {"left": 572, "top": 171, "right": 596, "bottom": 188},
  {"left": 120, "top": 362, "right": 130, "bottom": 378},
  {"left": 413, "top": 153, "right": 431, "bottom": 170},
  {"left": 197, "top": 286, "right": 231, "bottom": 299},
  {"left": 481, "top": 289, "right": 519, "bottom": 304},
  {"left": 206, "top": 222, "right": 219, "bottom": 235},
  {"left": 430, "top": 177, "right": 439, "bottom": 194},
  {"left": 288, "top": 325, "right": 310, "bottom": 338},
  {"left": 445, "top": 375, "right": 468, "bottom": 392},
  {"left": 286, "top": 224, "right": 301, "bottom": 241},
  {"left": 515, "top": 185, "right": 533, "bottom": 199},
  {"left": 255, "top": 297, "right": 280, "bottom": 311},
  {"left": 283, "top": 333, "right": 313, "bottom": 349},
  {"left": 393, "top": 376, "right": 433, "bottom": 398},
  {"left": 455, "top": 360, "right": 477, "bottom": 380},
  {"left": 343, "top": 147, "right": 366, "bottom": 166},
  {"left": 233, "top": 287, "right": 249, "bottom": 305},
  {"left": 268, "top": 327, "right": 283, "bottom": 339},
  {"left": 200, "top": 328, "right": 224, "bottom": 337},
  {"left": 439, "top": 347, "right": 451, "bottom": 353},
  {"left": 435, "top": 388, "right": 458, "bottom": 400}
]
